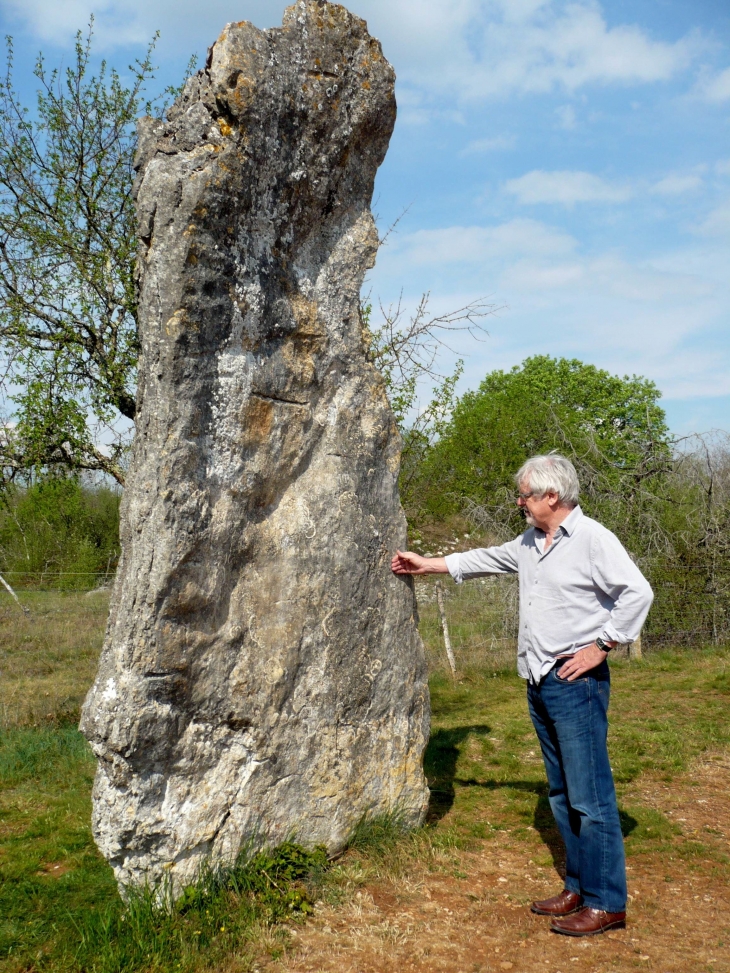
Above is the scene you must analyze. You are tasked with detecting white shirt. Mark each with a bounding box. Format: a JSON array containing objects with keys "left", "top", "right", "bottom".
[{"left": 444, "top": 505, "right": 654, "bottom": 683}]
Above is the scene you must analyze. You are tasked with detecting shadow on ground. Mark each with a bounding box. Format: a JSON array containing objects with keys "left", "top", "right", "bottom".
[
  {"left": 424, "top": 725, "right": 492, "bottom": 823},
  {"left": 424, "top": 724, "right": 638, "bottom": 871}
]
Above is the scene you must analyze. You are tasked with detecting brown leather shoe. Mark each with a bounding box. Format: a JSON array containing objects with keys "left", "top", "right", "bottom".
[
  {"left": 530, "top": 889, "right": 582, "bottom": 916},
  {"left": 550, "top": 907, "right": 626, "bottom": 936}
]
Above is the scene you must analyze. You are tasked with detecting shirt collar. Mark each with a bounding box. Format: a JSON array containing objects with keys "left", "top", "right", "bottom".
[{"left": 558, "top": 504, "right": 583, "bottom": 536}]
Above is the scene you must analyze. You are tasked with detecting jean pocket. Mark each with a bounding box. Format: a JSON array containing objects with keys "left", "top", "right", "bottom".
[{"left": 553, "top": 665, "right": 587, "bottom": 684}]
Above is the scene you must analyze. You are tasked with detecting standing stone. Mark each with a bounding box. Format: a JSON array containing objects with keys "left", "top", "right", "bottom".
[{"left": 80, "top": 0, "right": 430, "bottom": 893}]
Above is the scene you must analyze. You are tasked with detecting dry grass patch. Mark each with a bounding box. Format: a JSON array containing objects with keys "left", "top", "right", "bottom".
[{"left": 0, "top": 590, "right": 108, "bottom": 728}]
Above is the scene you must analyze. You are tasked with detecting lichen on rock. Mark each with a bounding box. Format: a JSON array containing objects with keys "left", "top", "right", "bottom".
[{"left": 80, "top": 0, "right": 430, "bottom": 893}]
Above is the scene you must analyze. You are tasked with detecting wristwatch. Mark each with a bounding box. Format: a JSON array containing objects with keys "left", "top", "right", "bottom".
[{"left": 595, "top": 637, "right": 615, "bottom": 652}]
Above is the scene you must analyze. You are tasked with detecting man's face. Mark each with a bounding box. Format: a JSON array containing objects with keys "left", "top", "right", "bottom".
[{"left": 517, "top": 480, "right": 555, "bottom": 530}]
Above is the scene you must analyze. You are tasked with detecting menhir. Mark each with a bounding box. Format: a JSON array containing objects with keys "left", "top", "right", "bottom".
[{"left": 80, "top": 0, "right": 430, "bottom": 893}]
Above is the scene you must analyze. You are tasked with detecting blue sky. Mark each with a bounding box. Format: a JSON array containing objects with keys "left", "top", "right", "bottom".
[{"left": 1, "top": 0, "right": 728, "bottom": 435}]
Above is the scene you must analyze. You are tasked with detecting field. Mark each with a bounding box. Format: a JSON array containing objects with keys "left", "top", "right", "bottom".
[{"left": 1, "top": 586, "right": 729, "bottom": 972}]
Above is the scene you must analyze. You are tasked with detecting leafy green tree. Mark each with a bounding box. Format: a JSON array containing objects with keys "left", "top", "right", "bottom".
[
  {"left": 415, "top": 355, "right": 671, "bottom": 545},
  {"left": 0, "top": 26, "right": 193, "bottom": 487},
  {"left": 0, "top": 476, "right": 121, "bottom": 589}
]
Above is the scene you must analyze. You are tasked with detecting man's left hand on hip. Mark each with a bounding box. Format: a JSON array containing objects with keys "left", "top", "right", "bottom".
[{"left": 556, "top": 643, "right": 609, "bottom": 681}]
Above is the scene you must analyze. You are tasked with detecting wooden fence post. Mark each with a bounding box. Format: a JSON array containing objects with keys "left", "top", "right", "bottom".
[
  {"left": 0, "top": 571, "right": 28, "bottom": 615},
  {"left": 435, "top": 581, "right": 457, "bottom": 679},
  {"left": 629, "top": 631, "right": 642, "bottom": 661}
]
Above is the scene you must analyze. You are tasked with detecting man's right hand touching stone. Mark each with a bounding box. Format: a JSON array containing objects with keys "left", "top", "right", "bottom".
[{"left": 391, "top": 551, "right": 449, "bottom": 575}]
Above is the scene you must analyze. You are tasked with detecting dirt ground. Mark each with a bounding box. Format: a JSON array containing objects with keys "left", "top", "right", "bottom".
[{"left": 270, "top": 753, "right": 730, "bottom": 973}]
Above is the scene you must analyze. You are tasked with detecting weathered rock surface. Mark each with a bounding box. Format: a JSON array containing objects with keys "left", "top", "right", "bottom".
[{"left": 80, "top": 0, "right": 430, "bottom": 892}]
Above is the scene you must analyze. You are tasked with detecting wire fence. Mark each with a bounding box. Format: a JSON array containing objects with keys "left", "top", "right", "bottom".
[
  {"left": 0, "top": 569, "right": 115, "bottom": 592},
  {"left": 1, "top": 566, "right": 728, "bottom": 655},
  {"left": 416, "top": 565, "right": 730, "bottom": 674}
]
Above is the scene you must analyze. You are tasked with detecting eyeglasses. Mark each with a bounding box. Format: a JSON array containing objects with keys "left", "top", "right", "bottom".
[{"left": 516, "top": 492, "right": 535, "bottom": 501}]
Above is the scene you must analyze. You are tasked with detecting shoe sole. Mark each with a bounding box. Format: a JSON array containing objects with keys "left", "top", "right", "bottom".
[
  {"left": 550, "top": 919, "right": 626, "bottom": 937},
  {"left": 530, "top": 904, "right": 582, "bottom": 916}
]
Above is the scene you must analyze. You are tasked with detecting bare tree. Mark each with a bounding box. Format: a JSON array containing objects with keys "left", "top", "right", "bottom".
[
  {"left": 670, "top": 432, "right": 730, "bottom": 643},
  {"left": 363, "top": 291, "right": 501, "bottom": 504},
  {"left": 0, "top": 25, "right": 194, "bottom": 487}
]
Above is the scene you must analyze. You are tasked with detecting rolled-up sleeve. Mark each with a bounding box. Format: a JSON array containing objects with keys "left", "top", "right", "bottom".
[
  {"left": 590, "top": 529, "right": 654, "bottom": 643},
  {"left": 445, "top": 538, "right": 521, "bottom": 584}
]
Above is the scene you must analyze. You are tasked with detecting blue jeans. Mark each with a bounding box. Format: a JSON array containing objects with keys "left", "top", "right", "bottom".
[{"left": 527, "top": 659, "right": 627, "bottom": 913}]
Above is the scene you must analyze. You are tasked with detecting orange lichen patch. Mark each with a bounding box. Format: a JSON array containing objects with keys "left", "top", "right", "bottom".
[
  {"left": 165, "top": 310, "right": 199, "bottom": 338},
  {"left": 368, "top": 40, "right": 383, "bottom": 61},
  {"left": 289, "top": 294, "right": 325, "bottom": 338},
  {"left": 229, "top": 76, "right": 257, "bottom": 115},
  {"left": 240, "top": 395, "right": 275, "bottom": 445},
  {"left": 218, "top": 119, "right": 233, "bottom": 137}
]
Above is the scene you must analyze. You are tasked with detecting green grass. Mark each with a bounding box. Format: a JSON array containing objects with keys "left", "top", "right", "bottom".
[
  {"left": 0, "top": 724, "right": 328, "bottom": 973},
  {"left": 0, "top": 721, "right": 118, "bottom": 972},
  {"left": 422, "top": 645, "right": 730, "bottom": 864},
  {"left": 0, "top": 592, "right": 729, "bottom": 971}
]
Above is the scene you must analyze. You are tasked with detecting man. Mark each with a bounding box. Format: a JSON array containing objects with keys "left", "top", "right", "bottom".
[{"left": 391, "top": 453, "right": 653, "bottom": 937}]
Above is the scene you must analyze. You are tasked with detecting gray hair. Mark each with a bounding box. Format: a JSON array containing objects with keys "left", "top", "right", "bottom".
[{"left": 515, "top": 454, "right": 580, "bottom": 506}]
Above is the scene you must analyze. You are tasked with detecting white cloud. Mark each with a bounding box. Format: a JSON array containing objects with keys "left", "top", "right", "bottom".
[
  {"left": 0, "top": 0, "right": 287, "bottom": 50},
  {"left": 394, "top": 86, "right": 465, "bottom": 126},
  {"left": 698, "top": 66, "right": 730, "bottom": 103},
  {"left": 459, "top": 134, "right": 516, "bottom": 155},
  {"left": 555, "top": 104, "right": 577, "bottom": 129},
  {"left": 493, "top": 252, "right": 729, "bottom": 398},
  {"left": 504, "top": 169, "right": 632, "bottom": 205},
  {"left": 499, "top": 166, "right": 709, "bottom": 205},
  {"left": 715, "top": 159, "right": 730, "bottom": 177},
  {"left": 394, "top": 0, "right": 700, "bottom": 101},
  {"left": 501, "top": 260, "right": 583, "bottom": 290},
  {"left": 695, "top": 200, "right": 730, "bottom": 237},
  {"left": 393, "top": 219, "right": 576, "bottom": 265},
  {"left": 0, "top": 0, "right": 702, "bottom": 102},
  {"left": 499, "top": 251, "right": 713, "bottom": 303},
  {"left": 651, "top": 174, "right": 703, "bottom": 196},
  {"left": 372, "top": 215, "right": 730, "bottom": 406}
]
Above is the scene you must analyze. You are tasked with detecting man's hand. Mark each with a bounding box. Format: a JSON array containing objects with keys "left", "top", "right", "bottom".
[
  {"left": 391, "top": 551, "right": 449, "bottom": 576},
  {"left": 556, "top": 642, "right": 609, "bottom": 681}
]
